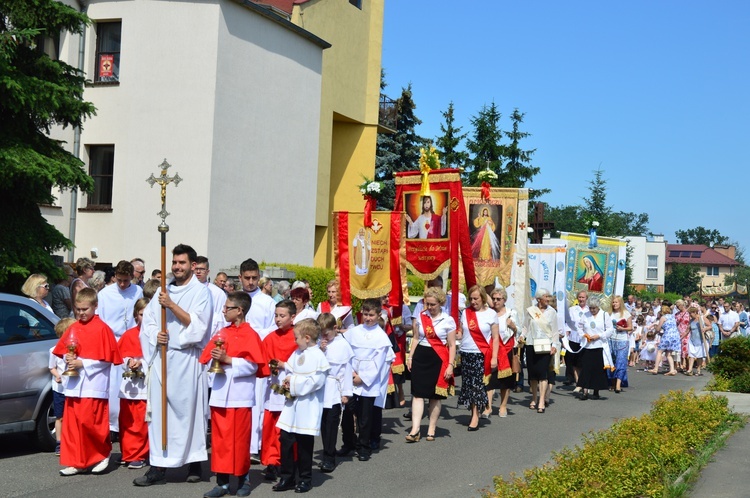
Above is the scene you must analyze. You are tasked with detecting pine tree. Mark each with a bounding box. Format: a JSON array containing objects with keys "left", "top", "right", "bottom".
[
  {"left": 502, "top": 109, "right": 548, "bottom": 198},
  {"left": 0, "top": 0, "right": 96, "bottom": 291},
  {"left": 374, "top": 83, "right": 425, "bottom": 209},
  {"left": 583, "top": 168, "right": 613, "bottom": 235},
  {"left": 464, "top": 102, "right": 504, "bottom": 186},
  {"left": 435, "top": 101, "right": 468, "bottom": 170}
]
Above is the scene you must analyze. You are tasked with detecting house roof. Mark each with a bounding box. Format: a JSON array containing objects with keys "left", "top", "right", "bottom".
[{"left": 665, "top": 244, "right": 740, "bottom": 266}]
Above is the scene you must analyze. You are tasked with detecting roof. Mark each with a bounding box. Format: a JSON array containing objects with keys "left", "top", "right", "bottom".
[
  {"left": 231, "top": 0, "right": 330, "bottom": 49},
  {"left": 665, "top": 244, "right": 740, "bottom": 266}
]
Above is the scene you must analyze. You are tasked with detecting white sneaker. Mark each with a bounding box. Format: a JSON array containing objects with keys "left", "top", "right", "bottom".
[
  {"left": 91, "top": 456, "right": 110, "bottom": 474},
  {"left": 59, "top": 466, "right": 81, "bottom": 476},
  {"left": 573, "top": 387, "right": 582, "bottom": 393}
]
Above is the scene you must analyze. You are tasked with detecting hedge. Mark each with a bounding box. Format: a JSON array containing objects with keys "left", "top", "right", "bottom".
[
  {"left": 487, "top": 390, "right": 740, "bottom": 498},
  {"left": 260, "top": 262, "right": 334, "bottom": 309}
]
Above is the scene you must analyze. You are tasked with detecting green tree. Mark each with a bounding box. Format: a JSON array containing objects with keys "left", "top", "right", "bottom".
[
  {"left": 464, "top": 102, "right": 504, "bottom": 186},
  {"left": 665, "top": 264, "right": 702, "bottom": 295},
  {"left": 434, "top": 101, "right": 468, "bottom": 170},
  {"left": 0, "top": 0, "right": 96, "bottom": 292},
  {"left": 502, "top": 109, "right": 548, "bottom": 198},
  {"left": 374, "top": 83, "right": 425, "bottom": 210},
  {"left": 674, "top": 227, "right": 729, "bottom": 247}
]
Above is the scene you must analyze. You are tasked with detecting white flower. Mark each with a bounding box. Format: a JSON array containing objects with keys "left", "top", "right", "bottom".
[
  {"left": 591, "top": 221, "right": 600, "bottom": 227},
  {"left": 367, "top": 182, "right": 381, "bottom": 193},
  {"left": 360, "top": 188, "right": 367, "bottom": 194}
]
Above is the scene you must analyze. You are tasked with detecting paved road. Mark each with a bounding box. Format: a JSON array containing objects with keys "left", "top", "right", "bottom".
[{"left": 1, "top": 367, "right": 713, "bottom": 498}]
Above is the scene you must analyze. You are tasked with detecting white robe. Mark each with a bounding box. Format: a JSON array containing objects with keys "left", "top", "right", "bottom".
[
  {"left": 293, "top": 307, "right": 319, "bottom": 324},
  {"left": 343, "top": 324, "right": 395, "bottom": 408},
  {"left": 97, "top": 282, "right": 143, "bottom": 431},
  {"left": 140, "top": 275, "right": 212, "bottom": 468},
  {"left": 207, "top": 357, "right": 258, "bottom": 408},
  {"left": 322, "top": 335, "right": 354, "bottom": 409},
  {"left": 245, "top": 288, "right": 276, "bottom": 331},
  {"left": 276, "top": 346, "right": 330, "bottom": 436}
]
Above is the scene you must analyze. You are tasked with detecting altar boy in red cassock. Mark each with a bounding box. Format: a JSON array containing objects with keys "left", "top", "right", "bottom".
[
  {"left": 53, "top": 288, "right": 123, "bottom": 476},
  {"left": 199, "top": 292, "right": 268, "bottom": 498},
  {"left": 260, "top": 299, "right": 299, "bottom": 481},
  {"left": 117, "top": 297, "right": 150, "bottom": 469}
]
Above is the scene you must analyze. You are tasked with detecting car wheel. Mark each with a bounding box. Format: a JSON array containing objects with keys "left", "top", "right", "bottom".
[{"left": 34, "top": 394, "right": 56, "bottom": 452}]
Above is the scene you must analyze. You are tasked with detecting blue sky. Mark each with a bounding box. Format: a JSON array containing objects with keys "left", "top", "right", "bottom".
[{"left": 381, "top": 1, "right": 750, "bottom": 255}]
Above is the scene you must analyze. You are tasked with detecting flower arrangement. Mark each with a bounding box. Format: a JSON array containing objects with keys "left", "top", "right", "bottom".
[
  {"left": 358, "top": 177, "right": 384, "bottom": 198},
  {"left": 477, "top": 169, "right": 498, "bottom": 182},
  {"left": 418, "top": 146, "right": 441, "bottom": 171}
]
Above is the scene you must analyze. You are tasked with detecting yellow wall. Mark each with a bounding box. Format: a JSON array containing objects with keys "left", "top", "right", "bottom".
[{"left": 290, "top": 0, "right": 384, "bottom": 267}]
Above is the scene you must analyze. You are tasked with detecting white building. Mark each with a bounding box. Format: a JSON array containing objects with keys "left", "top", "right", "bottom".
[
  {"left": 45, "top": 0, "right": 329, "bottom": 273},
  {"left": 624, "top": 235, "right": 667, "bottom": 293}
]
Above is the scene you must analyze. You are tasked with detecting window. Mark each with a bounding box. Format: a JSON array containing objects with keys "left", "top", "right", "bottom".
[
  {"left": 87, "top": 145, "right": 115, "bottom": 209},
  {"left": 647, "top": 255, "right": 658, "bottom": 280},
  {"left": 95, "top": 21, "right": 121, "bottom": 83},
  {"left": 706, "top": 266, "right": 720, "bottom": 276}
]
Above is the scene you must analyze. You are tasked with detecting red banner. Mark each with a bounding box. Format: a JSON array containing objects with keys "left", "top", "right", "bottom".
[
  {"left": 394, "top": 169, "right": 476, "bottom": 322},
  {"left": 99, "top": 54, "right": 114, "bottom": 78},
  {"left": 333, "top": 211, "right": 407, "bottom": 308}
]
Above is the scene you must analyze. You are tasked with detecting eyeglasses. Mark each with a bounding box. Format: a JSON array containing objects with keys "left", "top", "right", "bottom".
[
  {"left": 39, "top": 283, "right": 50, "bottom": 289},
  {"left": 223, "top": 306, "right": 239, "bottom": 312},
  {"left": 492, "top": 297, "right": 505, "bottom": 301},
  {"left": 194, "top": 267, "right": 208, "bottom": 272}
]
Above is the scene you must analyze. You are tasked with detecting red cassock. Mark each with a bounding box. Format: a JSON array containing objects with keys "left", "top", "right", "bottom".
[
  {"left": 199, "top": 323, "right": 267, "bottom": 475},
  {"left": 52, "top": 316, "right": 122, "bottom": 468},
  {"left": 117, "top": 326, "right": 149, "bottom": 463},
  {"left": 259, "top": 328, "right": 297, "bottom": 467}
]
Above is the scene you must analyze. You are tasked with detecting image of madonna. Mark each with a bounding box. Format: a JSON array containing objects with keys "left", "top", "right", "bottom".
[{"left": 577, "top": 254, "right": 604, "bottom": 292}]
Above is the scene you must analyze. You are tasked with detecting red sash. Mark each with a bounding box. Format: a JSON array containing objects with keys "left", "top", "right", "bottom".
[
  {"left": 320, "top": 301, "right": 332, "bottom": 314},
  {"left": 382, "top": 306, "right": 404, "bottom": 375},
  {"left": 465, "top": 308, "right": 492, "bottom": 384},
  {"left": 496, "top": 334, "right": 515, "bottom": 379},
  {"left": 420, "top": 313, "right": 454, "bottom": 397}
]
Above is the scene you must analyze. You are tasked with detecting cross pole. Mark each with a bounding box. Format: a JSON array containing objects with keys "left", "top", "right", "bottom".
[{"left": 146, "top": 158, "right": 182, "bottom": 450}]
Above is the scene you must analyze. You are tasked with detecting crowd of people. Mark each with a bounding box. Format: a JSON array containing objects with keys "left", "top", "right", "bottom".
[{"left": 19, "top": 249, "right": 748, "bottom": 496}]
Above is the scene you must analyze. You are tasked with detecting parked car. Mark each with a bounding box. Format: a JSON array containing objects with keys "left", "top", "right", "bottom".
[{"left": 0, "top": 292, "right": 60, "bottom": 451}]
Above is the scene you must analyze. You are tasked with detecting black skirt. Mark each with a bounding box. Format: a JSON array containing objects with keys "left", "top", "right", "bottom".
[
  {"left": 410, "top": 344, "right": 447, "bottom": 400},
  {"left": 577, "top": 347, "right": 610, "bottom": 390},
  {"left": 565, "top": 341, "right": 583, "bottom": 369},
  {"left": 486, "top": 348, "right": 515, "bottom": 390},
  {"left": 525, "top": 345, "right": 551, "bottom": 381}
]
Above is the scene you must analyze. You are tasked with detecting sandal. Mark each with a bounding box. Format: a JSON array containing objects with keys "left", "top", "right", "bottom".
[
  {"left": 405, "top": 432, "right": 421, "bottom": 443},
  {"left": 529, "top": 402, "right": 537, "bottom": 410},
  {"left": 425, "top": 434, "right": 435, "bottom": 441}
]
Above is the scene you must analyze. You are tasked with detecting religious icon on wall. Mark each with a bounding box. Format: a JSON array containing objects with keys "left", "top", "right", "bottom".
[{"left": 403, "top": 191, "right": 449, "bottom": 240}]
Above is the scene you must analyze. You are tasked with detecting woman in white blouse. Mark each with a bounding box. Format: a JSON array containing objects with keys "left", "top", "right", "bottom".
[
  {"left": 405, "top": 287, "right": 457, "bottom": 442},
  {"left": 520, "top": 289, "right": 559, "bottom": 414},
  {"left": 485, "top": 287, "right": 517, "bottom": 418},
  {"left": 576, "top": 295, "right": 613, "bottom": 400},
  {"left": 458, "top": 285, "right": 499, "bottom": 431},
  {"left": 21, "top": 273, "right": 54, "bottom": 313}
]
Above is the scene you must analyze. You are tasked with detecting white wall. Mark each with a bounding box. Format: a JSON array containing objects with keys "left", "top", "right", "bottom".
[
  {"left": 626, "top": 235, "right": 666, "bottom": 287},
  {"left": 47, "top": 0, "right": 324, "bottom": 273}
]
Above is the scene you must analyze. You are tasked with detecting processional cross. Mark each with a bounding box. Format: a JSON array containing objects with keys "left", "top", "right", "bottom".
[{"left": 145, "top": 159, "right": 182, "bottom": 450}]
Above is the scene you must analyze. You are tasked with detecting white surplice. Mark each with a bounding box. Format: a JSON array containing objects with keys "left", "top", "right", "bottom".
[
  {"left": 276, "top": 345, "right": 330, "bottom": 436},
  {"left": 343, "top": 324, "right": 395, "bottom": 408}
]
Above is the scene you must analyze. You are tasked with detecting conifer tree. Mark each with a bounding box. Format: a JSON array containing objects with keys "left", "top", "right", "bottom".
[
  {"left": 464, "top": 102, "right": 504, "bottom": 186},
  {"left": 435, "top": 101, "right": 468, "bottom": 170}
]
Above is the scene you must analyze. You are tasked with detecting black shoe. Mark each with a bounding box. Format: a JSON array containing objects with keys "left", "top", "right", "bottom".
[
  {"left": 264, "top": 465, "right": 279, "bottom": 481},
  {"left": 580, "top": 393, "right": 588, "bottom": 401},
  {"left": 203, "top": 485, "right": 229, "bottom": 498},
  {"left": 237, "top": 480, "right": 252, "bottom": 497},
  {"left": 357, "top": 454, "right": 370, "bottom": 462},
  {"left": 294, "top": 481, "right": 312, "bottom": 493},
  {"left": 133, "top": 467, "right": 166, "bottom": 487},
  {"left": 187, "top": 462, "right": 203, "bottom": 483},
  {"left": 335, "top": 446, "right": 354, "bottom": 457},
  {"left": 467, "top": 425, "right": 479, "bottom": 432},
  {"left": 402, "top": 412, "right": 412, "bottom": 420},
  {"left": 592, "top": 393, "right": 601, "bottom": 400},
  {"left": 273, "top": 478, "right": 296, "bottom": 492},
  {"left": 319, "top": 461, "right": 335, "bottom": 473}
]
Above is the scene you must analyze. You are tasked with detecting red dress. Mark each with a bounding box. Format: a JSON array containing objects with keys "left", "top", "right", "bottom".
[{"left": 260, "top": 328, "right": 297, "bottom": 467}]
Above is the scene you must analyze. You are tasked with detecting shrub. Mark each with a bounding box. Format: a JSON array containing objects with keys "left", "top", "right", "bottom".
[
  {"left": 707, "top": 336, "right": 750, "bottom": 380},
  {"left": 487, "top": 390, "right": 737, "bottom": 498},
  {"left": 705, "top": 374, "right": 731, "bottom": 392},
  {"left": 260, "top": 262, "right": 334, "bottom": 308},
  {"left": 728, "top": 371, "right": 750, "bottom": 394}
]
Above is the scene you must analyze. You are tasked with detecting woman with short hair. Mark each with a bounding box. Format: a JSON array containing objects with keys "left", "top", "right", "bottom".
[
  {"left": 576, "top": 295, "right": 612, "bottom": 400},
  {"left": 485, "top": 287, "right": 517, "bottom": 418},
  {"left": 21, "top": 273, "right": 53, "bottom": 313},
  {"left": 520, "top": 289, "right": 559, "bottom": 413}
]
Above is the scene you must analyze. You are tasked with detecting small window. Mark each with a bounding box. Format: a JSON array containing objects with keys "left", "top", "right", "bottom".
[
  {"left": 647, "top": 255, "right": 658, "bottom": 280},
  {"left": 706, "top": 266, "right": 719, "bottom": 276},
  {"left": 668, "top": 250, "right": 680, "bottom": 257},
  {"left": 0, "top": 302, "right": 57, "bottom": 345},
  {"left": 87, "top": 145, "right": 115, "bottom": 209},
  {"left": 95, "top": 21, "right": 121, "bottom": 83}
]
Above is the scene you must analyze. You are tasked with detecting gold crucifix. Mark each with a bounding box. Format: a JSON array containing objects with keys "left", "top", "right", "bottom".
[{"left": 146, "top": 159, "right": 182, "bottom": 232}]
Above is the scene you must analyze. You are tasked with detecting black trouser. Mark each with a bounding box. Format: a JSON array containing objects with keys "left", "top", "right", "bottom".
[
  {"left": 340, "top": 397, "right": 357, "bottom": 450},
  {"left": 354, "top": 395, "right": 376, "bottom": 456},
  {"left": 370, "top": 405, "right": 383, "bottom": 444},
  {"left": 279, "top": 429, "right": 314, "bottom": 485},
  {"left": 321, "top": 404, "right": 342, "bottom": 464}
]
